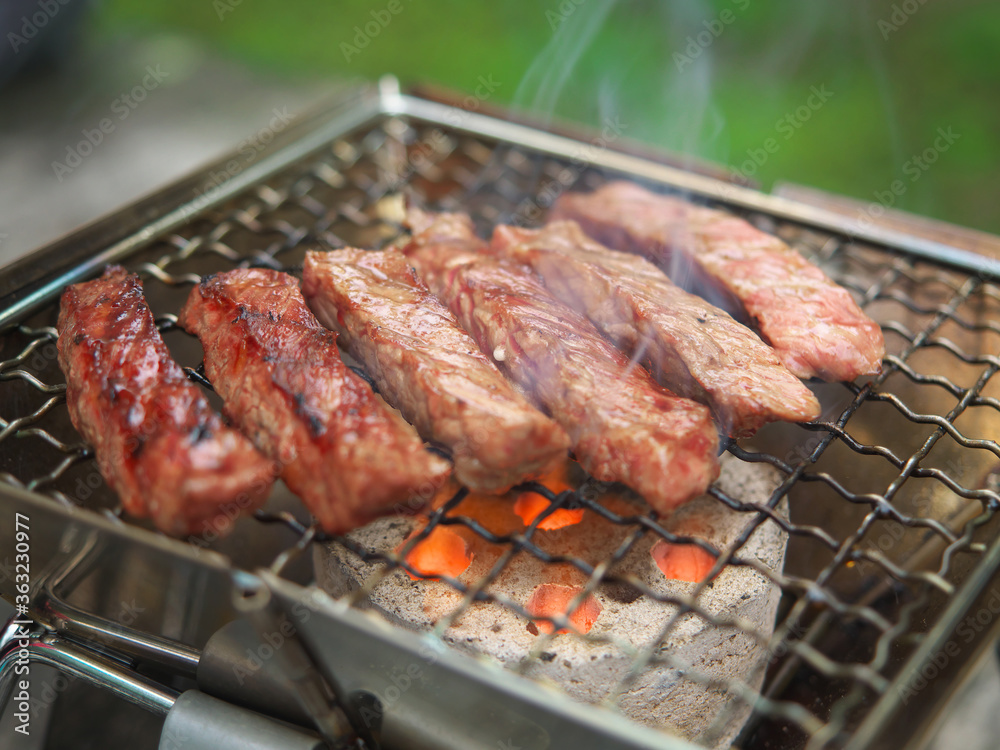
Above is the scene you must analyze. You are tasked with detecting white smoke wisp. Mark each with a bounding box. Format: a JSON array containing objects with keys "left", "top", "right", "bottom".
[
  {"left": 511, "top": 0, "right": 619, "bottom": 125},
  {"left": 465, "top": 0, "right": 619, "bottom": 219}
]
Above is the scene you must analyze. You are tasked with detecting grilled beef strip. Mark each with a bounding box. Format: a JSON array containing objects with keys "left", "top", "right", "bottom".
[
  {"left": 551, "top": 181, "right": 885, "bottom": 382},
  {"left": 302, "top": 248, "right": 570, "bottom": 493},
  {"left": 403, "top": 210, "right": 720, "bottom": 513},
  {"left": 490, "top": 221, "right": 821, "bottom": 437},
  {"left": 179, "top": 268, "right": 451, "bottom": 534},
  {"left": 56, "top": 266, "right": 275, "bottom": 536}
]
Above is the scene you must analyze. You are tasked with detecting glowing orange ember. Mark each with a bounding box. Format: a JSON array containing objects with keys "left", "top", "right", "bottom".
[
  {"left": 526, "top": 583, "right": 602, "bottom": 635},
  {"left": 651, "top": 539, "right": 718, "bottom": 583},
  {"left": 514, "top": 493, "right": 584, "bottom": 530},
  {"left": 513, "top": 460, "right": 584, "bottom": 530},
  {"left": 399, "top": 525, "right": 473, "bottom": 580}
]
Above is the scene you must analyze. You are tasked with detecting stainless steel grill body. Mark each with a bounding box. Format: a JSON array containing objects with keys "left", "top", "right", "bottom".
[{"left": 1, "top": 80, "right": 999, "bottom": 750}]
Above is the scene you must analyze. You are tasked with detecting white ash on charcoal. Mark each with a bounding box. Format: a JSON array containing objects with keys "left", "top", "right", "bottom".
[{"left": 315, "top": 454, "right": 787, "bottom": 747}]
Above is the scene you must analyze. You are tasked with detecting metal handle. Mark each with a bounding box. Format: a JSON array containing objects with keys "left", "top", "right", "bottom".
[
  {"left": 1, "top": 621, "right": 328, "bottom": 750},
  {"left": 1, "top": 627, "right": 176, "bottom": 716},
  {"left": 23, "top": 557, "right": 340, "bottom": 734}
]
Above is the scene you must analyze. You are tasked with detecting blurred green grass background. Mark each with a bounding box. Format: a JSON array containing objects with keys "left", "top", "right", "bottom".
[{"left": 90, "top": 0, "right": 1000, "bottom": 233}]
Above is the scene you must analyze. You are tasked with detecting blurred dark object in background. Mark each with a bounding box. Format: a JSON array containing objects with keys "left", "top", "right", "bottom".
[{"left": 0, "top": 0, "right": 93, "bottom": 88}]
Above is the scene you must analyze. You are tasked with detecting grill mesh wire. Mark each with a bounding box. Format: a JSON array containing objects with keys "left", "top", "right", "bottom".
[{"left": 1, "top": 113, "right": 999, "bottom": 749}]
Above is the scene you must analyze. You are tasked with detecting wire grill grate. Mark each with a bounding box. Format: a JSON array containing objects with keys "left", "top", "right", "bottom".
[{"left": 2, "top": 109, "right": 1000, "bottom": 750}]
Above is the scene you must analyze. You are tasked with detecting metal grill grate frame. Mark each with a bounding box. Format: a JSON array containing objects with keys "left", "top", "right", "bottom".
[{"left": 1, "top": 82, "right": 1000, "bottom": 750}]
